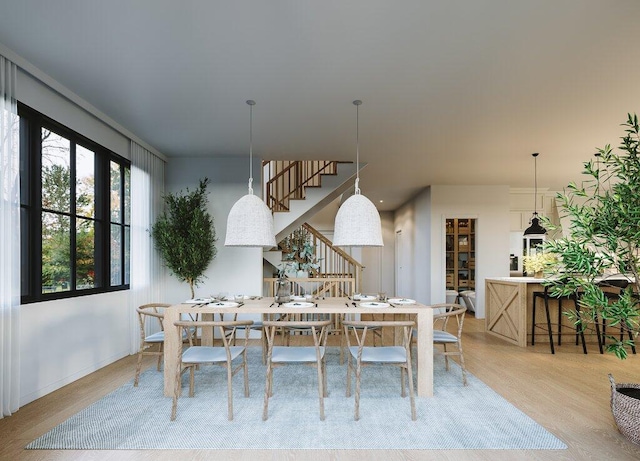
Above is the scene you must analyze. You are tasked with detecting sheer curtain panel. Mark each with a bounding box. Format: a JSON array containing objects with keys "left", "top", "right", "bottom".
[
  {"left": 0, "top": 55, "right": 20, "bottom": 417},
  {"left": 129, "top": 141, "right": 166, "bottom": 354}
]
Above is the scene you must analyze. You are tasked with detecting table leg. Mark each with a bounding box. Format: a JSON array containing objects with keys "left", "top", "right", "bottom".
[
  {"left": 163, "top": 308, "right": 180, "bottom": 397},
  {"left": 415, "top": 308, "right": 433, "bottom": 397}
]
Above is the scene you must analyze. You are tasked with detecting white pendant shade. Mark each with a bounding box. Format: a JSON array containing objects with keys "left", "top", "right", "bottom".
[
  {"left": 333, "top": 193, "right": 383, "bottom": 247},
  {"left": 333, "top": 99, "right": 384, "bottom": 247},
  {"left": 224, "top": 193, "right": 276, "bottom": 248},
  {"left": 224, "top": 99, "right": 276, "bottom": 248}
]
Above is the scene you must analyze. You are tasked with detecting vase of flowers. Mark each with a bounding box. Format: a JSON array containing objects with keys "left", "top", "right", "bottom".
[{"left": 523, "top": 253, "right": 558, "bottom": 278}]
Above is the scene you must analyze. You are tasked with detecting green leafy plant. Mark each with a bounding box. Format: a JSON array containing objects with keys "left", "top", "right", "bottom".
[
  {"left": 280, "top": 227, "right": 321, "bottom": 275},
  {"left": 544, "top": 113, "right": 640, "bottom": 359},
  {"left": 151, "top": 178, "right": 216, "bottom": 299}
]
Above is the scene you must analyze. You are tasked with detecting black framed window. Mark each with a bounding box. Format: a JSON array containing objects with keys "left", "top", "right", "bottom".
[{"left": 19, "top": 103, "right": 130, "bottom": 303}]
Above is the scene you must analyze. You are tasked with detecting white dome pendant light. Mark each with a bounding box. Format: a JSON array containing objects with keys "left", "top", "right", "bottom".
[
  {"left": 225, "top": 100, "right": 277, "bottom": 248},
  {"left": 333, "top": 100, "right": 383, "bottom": 247}
]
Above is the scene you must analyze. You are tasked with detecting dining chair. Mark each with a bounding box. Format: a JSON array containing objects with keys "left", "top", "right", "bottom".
[
  {"left": 134, "top": 303, "right": 171, "bottom": 386},
  {"left": 458, "top": 290, "right": 476, "bottom": 313},
  {"left": 170, "top": 319, "right": 253, "bottom": 421},
  {"left": 431, "top": 303, "right": 468, "bottom": 386},
  {"left": 262, "top": 318, "right": 332, "bottom": 421},
  {"left": 342, "top": 319, "right": 416, "bottom": 421},
  {"left": 339, "top": 311, "right": 382, "bottom": 365},
  {"left": 217, "top": 312, "right": 268, "bottom": 364}
]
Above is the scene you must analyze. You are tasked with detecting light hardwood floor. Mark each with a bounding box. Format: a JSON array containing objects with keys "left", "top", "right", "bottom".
[{"left": 2, "top": 315, "right": 640, "bottom": 461}]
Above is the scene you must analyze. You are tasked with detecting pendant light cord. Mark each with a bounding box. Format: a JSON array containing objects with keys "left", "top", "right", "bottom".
[
  {"left": 247, "top": 100, "right": 256, "bottom": 194},
  {"left": 353, "top": 100, "right": 362, "bottom": 195},
  {"left": 532, "top": 152, "right": 539, "bottom": 216}
]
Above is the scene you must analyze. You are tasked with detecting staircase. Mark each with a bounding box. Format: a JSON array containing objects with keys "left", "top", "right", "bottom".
[
  {"left": 262, "top": 161, "right": 365, "bottom": 292},
  {"left": 263, "top": 160, "right": 360, "bottom": 242}
]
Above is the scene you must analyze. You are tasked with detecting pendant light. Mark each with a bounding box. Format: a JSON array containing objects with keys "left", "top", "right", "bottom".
[
  {"left": 224, "top": 100, "right": 277, "bottom": 248},
  {"left": 523, "top": 153, "right": 546, "bottom": 236},
  {"left": 333, "top": 100, "right": 383, "bottom": 247}
]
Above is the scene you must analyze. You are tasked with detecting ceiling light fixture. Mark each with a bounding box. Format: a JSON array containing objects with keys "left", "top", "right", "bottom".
[
  {"left": 224, "top": 100, "right": 276, "bottom": 248},
  {"left": 523, "top": 152, "right": 546, "bottom": 236},
  {"left": 333, "top": 100, "right": 383, "bottom": 247}
]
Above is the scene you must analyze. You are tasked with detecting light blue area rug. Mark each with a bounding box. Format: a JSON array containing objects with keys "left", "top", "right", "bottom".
[{"left": 27, "top": 348, "right": 566, "bottom": 450}]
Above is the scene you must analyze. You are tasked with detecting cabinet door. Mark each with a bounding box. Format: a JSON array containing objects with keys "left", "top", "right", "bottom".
[{"left": 444, "top": 218, "right": 476, "bottom": 294}]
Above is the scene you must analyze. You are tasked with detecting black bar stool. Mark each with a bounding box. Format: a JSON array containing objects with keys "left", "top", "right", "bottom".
[
  {"left": 531, "top": 286, "right": 587, "bottom": 354},
  {"left": 597, "top": 280, "right": 636, "bottom": 355}
]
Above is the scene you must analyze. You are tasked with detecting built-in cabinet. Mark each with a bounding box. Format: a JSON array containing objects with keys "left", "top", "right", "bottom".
[{"left": 445, "top": 218, "right": 476, "bottom": 292}]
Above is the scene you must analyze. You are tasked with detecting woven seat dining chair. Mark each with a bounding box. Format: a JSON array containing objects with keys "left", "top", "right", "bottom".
[
  {"left": 217, "top": 312, "right": 268, "bottom": 364},
  {"left": 339, "top": 308, "right": 383, "bottom": 365},
  {"left": 342, "top": 319, "right": 417, "bottom": 421},
  {"left": 431, "top": 303, "right": 468, "bottom": 386},
  {"left": 262, "top": 318, "right": 332, "bottom": 421},
  {"left": 134, "top": 303, "right": 172, "bottom": 386},
  {"left": 170, "top": 319, "right": 253, "bottom": 421}
]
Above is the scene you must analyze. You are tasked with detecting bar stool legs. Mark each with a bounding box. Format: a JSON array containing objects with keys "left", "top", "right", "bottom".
[
  {"left": 532, "top": 290, "right": 587, "bottom": 354},
  {"left": 532, "top": 291, "right": 556, "bottom": 354}
]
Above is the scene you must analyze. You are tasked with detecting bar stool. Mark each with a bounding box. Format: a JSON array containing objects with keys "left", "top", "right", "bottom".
[
  {"left": 597, "top": 280, "right": 636, "bottom": 355},
  {"left": 531, "top": 286, "right": 587, "bottom": 354}
]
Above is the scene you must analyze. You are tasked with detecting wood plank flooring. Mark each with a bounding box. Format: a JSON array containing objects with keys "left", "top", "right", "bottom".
[{"left": 2, "top": 316, "right": 640, "bottom": 461}]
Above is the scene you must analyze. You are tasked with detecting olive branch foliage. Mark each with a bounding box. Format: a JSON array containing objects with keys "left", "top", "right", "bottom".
[
  {"left": 151, "top": 178, "right": 216, "bottom": 299},
  {"left": 543, "top": 114, "right": 640, "bottom": 359}
]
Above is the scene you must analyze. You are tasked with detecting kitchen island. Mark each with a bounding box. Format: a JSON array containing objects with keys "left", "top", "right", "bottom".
[{"left": 485, "top": 277, "right": 580, "bottom": 347}]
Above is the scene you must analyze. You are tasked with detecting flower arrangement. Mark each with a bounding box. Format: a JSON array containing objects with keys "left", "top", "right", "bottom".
[{"left": 523, "top": 253, "right": 558, "bottom": 276}]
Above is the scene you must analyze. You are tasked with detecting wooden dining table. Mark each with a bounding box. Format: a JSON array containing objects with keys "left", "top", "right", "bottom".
[{"left": 162, "top": 297, "right": 435, "bottom": 397}]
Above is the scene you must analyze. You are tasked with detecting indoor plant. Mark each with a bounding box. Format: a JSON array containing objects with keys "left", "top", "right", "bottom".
[
  {"left": 151, "top": 178, "right": 216, "bottom": 299},
  {"left": 280, "top": 227, "right": 321, "bottom": 276},
  {"left": 543, "top": 114, "right": 640, "bottom": 360},
  {"left": 543, "top": 114, "right": 640, "bottom": 444}
]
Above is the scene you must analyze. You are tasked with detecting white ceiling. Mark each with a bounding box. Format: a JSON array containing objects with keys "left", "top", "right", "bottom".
[{"left": 1, "top": 1, "right": 639, "bottom": 210}]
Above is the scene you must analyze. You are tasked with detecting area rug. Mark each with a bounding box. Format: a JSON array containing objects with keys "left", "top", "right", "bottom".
[{"left": 27, "top": 348, "right": 566, "bottom": 450}]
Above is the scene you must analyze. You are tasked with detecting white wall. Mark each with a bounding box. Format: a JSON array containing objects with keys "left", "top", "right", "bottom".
[
  {"left": 361, "top": 211, "right": 395, "bottom": 295},
  {"left": 12, "top": 54, "right": 162, "bottom": 406},
  {"left": 19, "top": 292, "right": 131, "bottom": 405},
  {"left": 163, "top": 156, "right": 264, "bottom": 302},
  {"left": 393, "top": 185, "right": 510, "bottom": 318},
  {"left": 394, "top": 193, "right": 420, "bottom": 301},
  {"left": 430, "top": 185, "right": 510, "bottom": 318},
  {"left": 17, "top": 70, "right": 131, "bottom": 158}
]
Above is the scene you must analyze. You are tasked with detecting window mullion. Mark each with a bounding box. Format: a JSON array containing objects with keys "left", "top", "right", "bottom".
[
  {"left": 70, "top": 142, "right": 77, "bottom": 291},
  {"left": 33, "top": 115, "right": 43, "bottom": 297}
]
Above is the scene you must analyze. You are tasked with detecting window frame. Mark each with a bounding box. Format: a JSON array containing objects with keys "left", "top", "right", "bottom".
[{"left": 19, "top": 103, "right": 130, "bottom": 303}]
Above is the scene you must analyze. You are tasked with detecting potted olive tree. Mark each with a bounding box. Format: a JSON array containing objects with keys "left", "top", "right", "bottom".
[
  {"left": 543, "top": 114, "right": 640, "bottom": 443},
  {"left": 151, "top": 178, "right": 216, "bottom": 299}
]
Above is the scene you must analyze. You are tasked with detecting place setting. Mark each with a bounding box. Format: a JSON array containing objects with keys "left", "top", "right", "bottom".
[{"left": 387, "top": 297, "right": 417, "bottom": 307}]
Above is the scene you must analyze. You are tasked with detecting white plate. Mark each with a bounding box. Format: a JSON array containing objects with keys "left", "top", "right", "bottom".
[
  {"left": 290, "top": 295, "right": 307, "bottom": 301},
  {"left": 388, "top": 298, "right": 416, "bottom": 305},
  {"left": 283, "top": 302, "right": 315, "bottom": 308},
  {"left": 359, "top": 302, "right": 390, "bottom": 308},
  {"left": 184, "top": 298, "right": 213, "bottom": 304},
  {"left": 353, "top": 294, "right": 377, "bottom": 301},
  {"left": 207, "top": 301, "right": 239, "bottom": 308}
]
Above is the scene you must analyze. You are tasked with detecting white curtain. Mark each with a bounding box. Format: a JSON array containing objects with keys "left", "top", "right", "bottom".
[
  {"left": 0, "top": 56, "right": 20, "bottom": 417},
  {"left": 129, "top": 141, "right": 166, "bottom": 354}
]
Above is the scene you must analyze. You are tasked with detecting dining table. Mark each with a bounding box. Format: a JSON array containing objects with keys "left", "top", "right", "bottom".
[{"left": 162, "top": 297, "right": 435, "bottom": 397}]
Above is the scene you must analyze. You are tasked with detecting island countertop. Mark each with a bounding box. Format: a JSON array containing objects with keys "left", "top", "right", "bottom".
[{"left": 485, "top": 276, "right": 546, "bottom": 283}]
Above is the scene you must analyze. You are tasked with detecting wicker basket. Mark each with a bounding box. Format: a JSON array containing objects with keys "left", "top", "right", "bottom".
[{"left": 609, "top": 374, "right": 640, "bottom": 445}]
